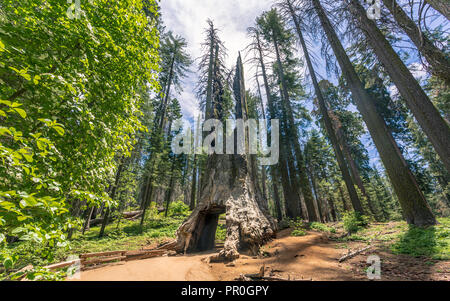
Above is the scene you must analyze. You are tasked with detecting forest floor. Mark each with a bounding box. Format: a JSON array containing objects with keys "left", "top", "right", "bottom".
[{"left": 71, "top": 219, "right": 450, "bottom": 281}]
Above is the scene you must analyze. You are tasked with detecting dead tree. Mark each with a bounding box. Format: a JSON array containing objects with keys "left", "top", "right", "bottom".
[{"left": 175, "top": 54, "right": 275, "bottom": 260}]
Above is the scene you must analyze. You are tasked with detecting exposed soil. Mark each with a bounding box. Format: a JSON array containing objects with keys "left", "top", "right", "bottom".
[{"left": 72, "top": 227, "right": 449, "bottom": 281}]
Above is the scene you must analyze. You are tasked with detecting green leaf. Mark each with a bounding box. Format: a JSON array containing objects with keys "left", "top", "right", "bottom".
[
  {"left": 53, "top": 126, "right": 65, "bottom": 136},
  {"left": 0, "top": 201, "right": 16, "bottom": 210},
  {"left": 0, "top": 127, "right": 12, "bottom": 136},
  {"left": 0, "top": 40, "right": 5, "bottom": 52},
  {"left": 3, "top": 258, "right": 13, "bottom": 270},
  {"left": 33, "top": 75, "right": 41, "bottom": 85},
  {"left": 13, "top": 108, "right": 26, "bottom": 118},
  {"left": 23, "top": 153, "right": 33, "bottom": 162},
  {"left": 17, "top": 215, "right": 29, "bottom": 221}
]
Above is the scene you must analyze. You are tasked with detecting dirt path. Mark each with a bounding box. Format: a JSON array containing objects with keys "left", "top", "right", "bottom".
[
  {"left": 72, "top": 229, "right": 449, "bottom": 281},
  {"left": 74, "top": 253, "right": 218, "bottom": 281}
]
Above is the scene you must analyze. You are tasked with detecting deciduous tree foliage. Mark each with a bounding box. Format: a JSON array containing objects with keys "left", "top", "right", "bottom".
[{"left": 0, "top": 0, "right": 160, "bottom": 261}]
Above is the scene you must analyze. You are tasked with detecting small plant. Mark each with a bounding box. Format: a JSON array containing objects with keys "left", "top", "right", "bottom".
[
  {"left": 291, "top": 229, "right": 307, "bottom": 237},
  {"left": 288, "top": 217, "right": 306, "bottom": 229},
  {"left": 342, "top": 211, "right": 370, "bottom": 234},
  {"left": 309, "top": 222, "right": 336, "bottom": 233}
]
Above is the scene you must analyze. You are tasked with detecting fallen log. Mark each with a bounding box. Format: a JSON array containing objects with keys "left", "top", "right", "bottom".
[
  {"left": 156, "top": 240, "right": 178, "bottom": 251},
  {"left": 124, "top": 249, "right": 167, "bottom": 261},
  {"left": 125, "top": 213, "right": 142, "bottom": 221},
  {"left": 89, "top": 218, "right": 104, "bottom": 227},
  {"left": 244, "top": 265, "right": 266, "bottom": 279},
  {"left": 45, "top": 260, "right": 80, "bottom": 271},
  {"left": 122, "top": 211, "right": 142, "bottom": 218},
  {"left": 82, "top": 256, "right": 126, "bottom": 266},
  {"left": 125, "top": 250, "right": 167, "bottom": 261},
  {"left": 338, "top": 246, "right": 372, "bottom": 262},
  {"left": 80, "top": 250, "right": 126, "bottom": 259}
]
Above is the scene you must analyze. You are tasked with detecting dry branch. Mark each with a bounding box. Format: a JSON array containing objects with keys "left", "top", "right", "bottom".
[{"left": 338, "top": 246, "right": 372, "bottom": 262}]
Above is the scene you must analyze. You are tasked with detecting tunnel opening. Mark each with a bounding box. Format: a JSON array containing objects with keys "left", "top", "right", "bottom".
[{"left": 191, "top": 205, "right": 225, "bottom": 252}]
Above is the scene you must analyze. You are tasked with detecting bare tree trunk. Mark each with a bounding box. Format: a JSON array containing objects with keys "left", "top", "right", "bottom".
[
  {"left": 175, "top": 55, "right": 275, "bottom": 260},
  {"left": 381, "top": 0, "right": 450, "bottom": 83},
  {"left": 313, "top": 0, "right": 436, "bottom": 226},
  {"left": 347, "top": 0, "right": 450, "bottom": 173}
]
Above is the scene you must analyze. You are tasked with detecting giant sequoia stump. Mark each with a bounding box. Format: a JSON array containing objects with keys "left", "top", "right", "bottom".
[
  {"left": 175, "top": 54, "right": 275, "bottom": 260},
  {"left": 175, "top": 152, "right": 275, "bottom": 259}
]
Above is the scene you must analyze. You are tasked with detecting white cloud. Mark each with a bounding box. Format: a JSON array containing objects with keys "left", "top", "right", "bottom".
[{"left": 160, "top": 0, "right": 273, "bottom": 121}]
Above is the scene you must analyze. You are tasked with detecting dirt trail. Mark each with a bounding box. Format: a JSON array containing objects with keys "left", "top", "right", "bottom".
[
  {"left": 72, "top": 229, "right": 449, "bottom": 281},
  {"left": 74, "top": 253, "right": 218, "bottom": 281}
]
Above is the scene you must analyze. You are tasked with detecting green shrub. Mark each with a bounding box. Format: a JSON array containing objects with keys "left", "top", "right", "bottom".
[
  {"left": 288, "top": 217, "right": 306, "bottom": 229},
  {"left": 215, "top": 224, "right": 226, "bottom": 241},
  {"left": 166, "top": 201, "right": 190, "bottom": 217},
  {"left": 309, "top": 222, "right": 336, "bottom": 233},
  {"left": 343, "top": 211, "right": 370, "bottom": 234},
  {"left": 291, "top": 229, "right": 307, "bottom": 237}
]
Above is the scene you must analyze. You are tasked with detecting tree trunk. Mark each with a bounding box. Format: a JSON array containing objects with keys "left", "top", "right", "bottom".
[
  {"left": 159, "top": 53, "right": 176, "bottom": 129},
  {"left": 205, "top": 26, "right": 215, "bottom": 120},
  {"left": 189, "top": 155, "right": 198, "bottom": 210},
  {"left": 99, "top": 157, "right": 126, "bottom": 237},
  {"left": 164, "top": 159, "right": 177, "bottom": 217},
  {"left": 82, "top": 206, "right": 95, "bottom": 235},
  {"left": 286, "top": 0, "right": 364, "bottom": 215},
  {"left": 313, "top": 0, "right": 436, "bottom": 226},
  {"left": 254, "top": 31, "right": 301, "bottom": 220},
  {"left": 309, "top": 168, "right": 325, "bottom": 222},
  {"left": 270, "top": 167, "right": 284, "bottom": 221},
  {"left": 175, "top": 55, "right": 275, "bottom": 260},
  {"left": 338, "top": 183, "right": 351, "bottom": 211},
  {"left": 381, "top": 0, "right": 450, "bottom": 83},
  {"left": 329, "top": 110, "right": 378, "bottom": 217},
  {"left": 255, "top": 76, "right": 270, "bottom": 210},
  {"left": 347, "top": 0, "right": 450, "bottom": 174},
  {"left": 272, "top": 34, "right": 318, "bottom": 222}
]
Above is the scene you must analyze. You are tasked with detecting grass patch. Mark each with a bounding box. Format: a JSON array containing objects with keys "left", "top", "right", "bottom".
[{"left": 390, "top": 218, "right": 450, "bottom": 260}]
